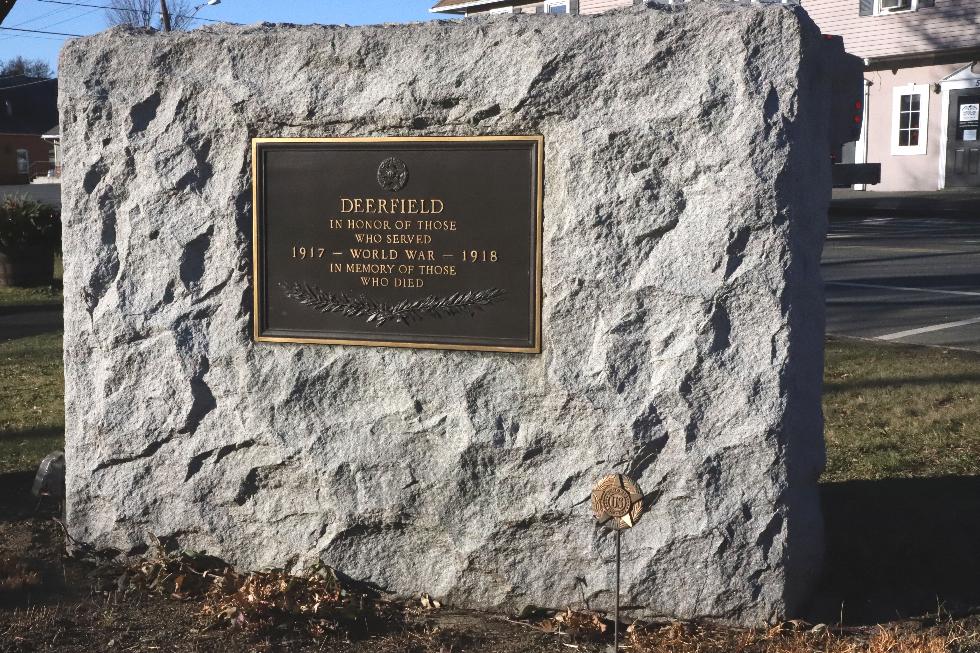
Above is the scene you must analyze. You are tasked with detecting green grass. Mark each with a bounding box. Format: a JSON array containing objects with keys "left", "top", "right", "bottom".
[
  {"left": 0, "top": 285, "right": 62, "bottom": 307},
  {"left": 0, "top": 328, "right": 63, "bottom": 475},
  {"left": 0, "top": 287, "right": 977, "bottom": 483},
  {"left": 823, "top": 336, "right": 980, "bottom": 482},
  {"left": 0, "top": 285, "right": 64, "bottom": 474}
]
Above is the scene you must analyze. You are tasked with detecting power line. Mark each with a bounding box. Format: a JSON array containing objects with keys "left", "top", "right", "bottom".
[
  {"left": 36, "top": 0, "right": 235, "bottom": 24},
  {"left": 0, "top": 1, "right": 107, "bottom": 39},
  {"left": 0, "top": 6, "right": 71, "bottom": 42},
  {"left": 29, "top": 5, "right": 102, "bottom": 31},
  {"left": 0, "top": 31, "right": 66, "bottom": 39},
  {"left": 0, "top": 24, "right": 81, "bottom": 35},
  {"left": 0, "top": 7, "right": 91, "bottom": 42},
  {"left": 9, "top": 6, "right": 67, "bottom": 28},
  {"left": 0, "top": 34, "right": 65, "bottom": 41}
]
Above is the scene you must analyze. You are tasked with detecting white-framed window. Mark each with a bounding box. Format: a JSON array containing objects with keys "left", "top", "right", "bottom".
[
  {"left": 544, "top": 0, "right": 569, "bottom": 13},
  {"left": 891, "top": 84, "right": 930, "bottom": 156},
  {"left": 15, "top": 149, "right": 28, "bottom": 175},
  {"left": 874, "top": 0, "right": 920, "bottom": 15}
]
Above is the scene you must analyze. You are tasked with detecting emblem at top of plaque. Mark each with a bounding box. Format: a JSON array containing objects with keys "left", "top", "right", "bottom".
[{"left": 378, "top": 157, "right": 409, "bottom": 192}]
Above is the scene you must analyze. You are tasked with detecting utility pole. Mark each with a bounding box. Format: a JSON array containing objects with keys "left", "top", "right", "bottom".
[
  {"left": 0, "top": 0, "right": 18, "bottom": 26},
  {"left": 159, "top": 0, "right": 172, "bottom": 32}
]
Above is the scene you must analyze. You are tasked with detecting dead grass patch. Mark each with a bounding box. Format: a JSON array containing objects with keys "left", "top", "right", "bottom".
[
  {"left": 625, "top": 619, "right": 979, "bottom": 653},
  {"left": 0, "top": 557, "right": 41, "bottom": 599}
]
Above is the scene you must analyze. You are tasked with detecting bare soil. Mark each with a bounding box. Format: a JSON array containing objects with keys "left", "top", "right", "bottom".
[
  {"left": 0, "top": 469, "right": 559, "bottom": 653},
  {"left": 2, "top": 469, "right": 979, "bottom": 652},
  {"left": 2, "top": 322, "right": 979, "bottom": 651}
]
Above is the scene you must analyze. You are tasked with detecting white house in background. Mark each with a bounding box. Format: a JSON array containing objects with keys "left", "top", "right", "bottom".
[
  {"left": 802, "top": 0, "right": 980, "bottom": 191},
  {"left": 431, "top": 0, "right": 980, "bottom": 191}
]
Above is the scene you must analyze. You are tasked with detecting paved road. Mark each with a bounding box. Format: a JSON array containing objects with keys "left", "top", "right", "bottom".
[
  {"left": 0, "top": 305, "right": 63, "bottom": 343},
  {"left": 0, "top": 214, "right": 976, "bottom": 352},
  {"left": 824, "top": 217, "right": 980, "bottom": 351}
]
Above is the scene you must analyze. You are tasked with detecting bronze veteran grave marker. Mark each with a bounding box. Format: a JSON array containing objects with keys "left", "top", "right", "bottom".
[{"left": 252, "top": 136, "right": 543, "bottom": 352}]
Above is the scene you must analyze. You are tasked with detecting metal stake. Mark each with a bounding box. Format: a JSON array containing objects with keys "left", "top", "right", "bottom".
[
  {"left": 592, "top": 474, "right": 644, "bottom": 653},
  {"left": 615, "top": 530, "right": 621, "bottom": 651}
]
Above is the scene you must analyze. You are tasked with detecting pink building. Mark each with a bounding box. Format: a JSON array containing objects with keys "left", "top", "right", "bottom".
[
  {"left": 803, "top": 0, "right": 980, "bottom": 191},
  {"left": 431, "top": 0, "right": 980, "bottom": 191}
]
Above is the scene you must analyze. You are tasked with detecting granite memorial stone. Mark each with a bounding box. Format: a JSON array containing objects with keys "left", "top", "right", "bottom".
[{"left": 60, "top": 2, "right": 846, "bottom": 624}]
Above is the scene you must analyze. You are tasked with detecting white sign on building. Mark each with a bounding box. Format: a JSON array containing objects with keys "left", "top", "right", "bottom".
[{"left": 960, "top": 103, "right": 979, "bottom": 123}]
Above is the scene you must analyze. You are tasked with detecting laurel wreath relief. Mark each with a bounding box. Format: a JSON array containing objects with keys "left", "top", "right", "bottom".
[{"left": 281, "top": 283, "right": 506, "bottom": 327}]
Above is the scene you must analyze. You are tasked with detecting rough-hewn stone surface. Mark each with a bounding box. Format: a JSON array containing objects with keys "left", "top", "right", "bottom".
[{"left": 61, "top": 2, "right": 839, "bottom": 624}]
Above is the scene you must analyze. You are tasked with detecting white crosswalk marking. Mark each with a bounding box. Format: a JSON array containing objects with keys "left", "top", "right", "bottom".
[
  {"left": 826, "top": 281, "right": 980, "bottom": 298},
  {"left": 880, "top": 316, "right": 980, "bottom": 341},
  {"left": 824, "top": 215, "right": 980, "bottom": 350}
]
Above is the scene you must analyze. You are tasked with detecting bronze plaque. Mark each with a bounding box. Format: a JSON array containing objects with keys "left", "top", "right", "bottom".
[{"left": 252, "top": 137, "right": 543, "bottom": 353}]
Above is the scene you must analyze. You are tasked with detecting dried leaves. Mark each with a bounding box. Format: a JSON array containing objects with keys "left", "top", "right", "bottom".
[
  {"left": 420, "top": 592, "right": 443, "bottom": 610},
  {"left": 200, "top": 565, "right": 401, "bottom": 638},
  {"left": 534, "top": 607, "right": 609, "bottom": 644},
  {"left": 521, "top": 608, "right": 978, "bottom": 653},
  {"left": 87, "top": 540, "right": 406, "bottom": 640},
  {"left": 67, "top": 537, "right": 979, "bottom": 653},
  {"left": 0, "top": 557, "right": 42, "bottom": 599},
  {"left": 625, "top": 619, "right": 978, "bottom": 653}
]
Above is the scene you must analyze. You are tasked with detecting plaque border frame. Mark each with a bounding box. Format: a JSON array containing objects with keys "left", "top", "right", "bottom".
[{"left": 251, "top": 135, "right": 544, "bottom": 354}]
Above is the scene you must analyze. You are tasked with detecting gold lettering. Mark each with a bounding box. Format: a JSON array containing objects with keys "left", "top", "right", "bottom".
[
  {"left": 346, "top": 263, "right": 395, "bottom": 274},
  {"left": 336, "top": 198, "right": 446, "bottom": 215},
  {"left": 418, "top": 264, "right": 456, "bottom": 276},
  {"left": 346, "top": 219, "right": 390, "bottom": 230},
  {"left": 349, "top": 249, "right": 398, "bottom": 260},
  {"left": 416, "top": 220, "right": 457, "bottom": 231},
  {"left": 386, "top": 233, "right": 432, "bottom": 245},
  {"left": 395, "top": 278, "right": 424, "bottom": 288}
]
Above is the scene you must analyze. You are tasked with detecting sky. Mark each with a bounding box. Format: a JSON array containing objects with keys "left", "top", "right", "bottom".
[{"left": 0, "top": 0, "right": 446, "bottom": 73}]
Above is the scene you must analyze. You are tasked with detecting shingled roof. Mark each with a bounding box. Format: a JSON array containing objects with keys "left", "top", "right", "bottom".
[
  {"left": 431, "top": 0, "right": 469, "bottom": 10},
  {"left": 0, "top": 76, "right": 58, "bottom": 136},
  {"left": 430, "top": 0, "right": 522, "bottom": 13}
]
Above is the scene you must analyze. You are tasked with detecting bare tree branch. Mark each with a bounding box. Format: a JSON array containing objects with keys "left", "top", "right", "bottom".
[
  {"left": 105, "top": 0, "right": 152, "bottom": 28},
  {"left": 105, "top": 0, "right": 197, "bottom": 31}
]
